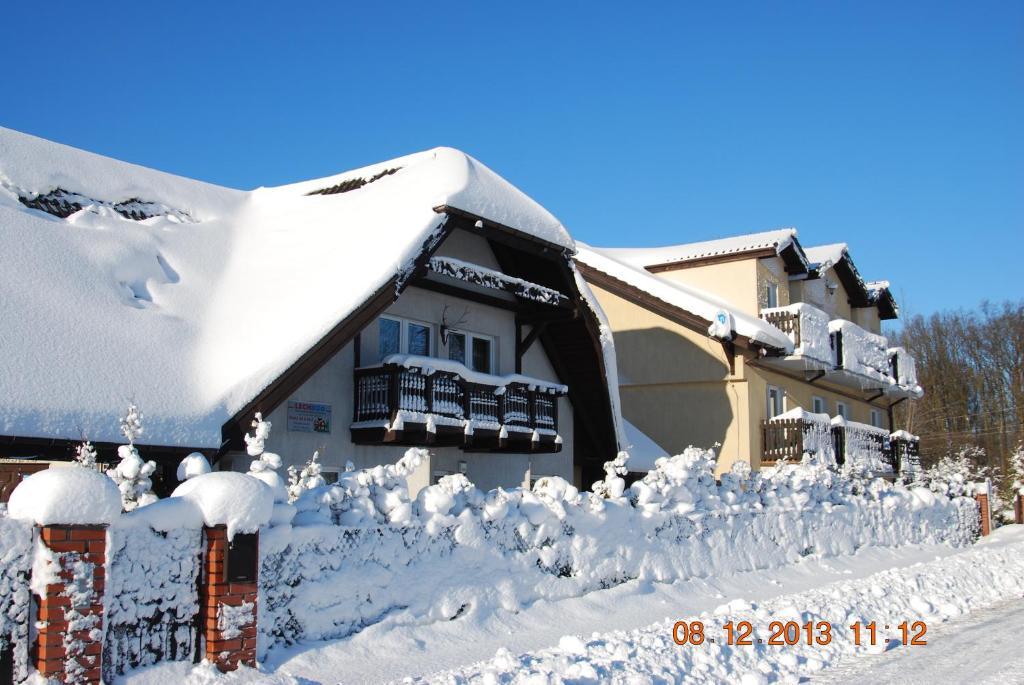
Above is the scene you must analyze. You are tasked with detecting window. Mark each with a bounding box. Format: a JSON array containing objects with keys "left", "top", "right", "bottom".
[
  {"left": 766, "top": 282, "right": 779, "bottom": 308},
  {"left": 472, "top": 337, "right": 492, "bottom": 374},
  {"left": 766, "top": 385, "right": 785, "bottom": 418},
  {"left": 447, "top": 331, "right": 494, "bottom": 374},
  {"left": 379, "top": 317, "right": 401, "bottom": 358},
  {"left": 407, "top": 322, "right": 430, "bottom": 356},
  {"left": 870, "top": 408, "right": 882, "bottom": 428},
  {"left": 836, "top": 402, "right": 848, "bottom": 419},
  {"left": 378, "top": 316, "right": 432, "bottom": 360},
  {"left": 812, "top": 396, "right": 827, "bottom": 414},
  {"left": 321, "top": 469, "right": 340, "bottom": 485}
]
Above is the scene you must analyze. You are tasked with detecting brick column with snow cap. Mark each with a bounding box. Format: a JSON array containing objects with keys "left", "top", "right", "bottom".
[
  {"left": 975, "top": 479, "right": 993, "bottom": 537},
  {"left": 171, "top": 470, "right": 274, "bottom": 672},
  {"left": 6, "top": 466, "right": 122, "bottom": 684}
]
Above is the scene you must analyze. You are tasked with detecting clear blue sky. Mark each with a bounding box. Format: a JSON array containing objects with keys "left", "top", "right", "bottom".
[{"left": 2, "top": 2, "right": 1020, "bottom": 319}]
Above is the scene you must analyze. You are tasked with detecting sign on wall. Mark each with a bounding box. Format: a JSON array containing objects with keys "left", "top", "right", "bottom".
[{"left": 286, "top": 401, "right": 332, "bottom": 434}]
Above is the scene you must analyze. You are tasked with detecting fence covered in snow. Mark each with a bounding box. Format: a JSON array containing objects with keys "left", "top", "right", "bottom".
[
  {"left": 0, "top": 444, "right": 981, "bottom": 682},
  {"left": 255, "top": 448, "right": 977, "bottom": 658}
]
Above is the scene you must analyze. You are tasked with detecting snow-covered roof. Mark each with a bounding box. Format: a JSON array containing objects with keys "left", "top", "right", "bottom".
[
  {"left": 622, "top": 419, "right": 670, "bottom": 472},
  {"left": 803, "top": 243, "right": 848, "bottom": 270},
  {"left": 575, "top": 244, "right": 794, "bottom": 351},
  {"left": 599, "top": 228, "right": 798, "bottom": 270},
  {"left": 0, "top": 127, "right": 574, "bottom": 448}
]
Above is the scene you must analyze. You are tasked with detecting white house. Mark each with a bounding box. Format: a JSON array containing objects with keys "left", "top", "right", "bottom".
[{"left": 0, "top": 128, "right": 623, "bottom": 497}]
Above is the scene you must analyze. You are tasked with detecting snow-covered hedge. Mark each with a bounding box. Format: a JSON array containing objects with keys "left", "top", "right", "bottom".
[
  {"left": 0, "top": 515, "right": 32, "bottom": 682},
  {"left": 256, "top": 448, "right": 977, "bottom": 658}
]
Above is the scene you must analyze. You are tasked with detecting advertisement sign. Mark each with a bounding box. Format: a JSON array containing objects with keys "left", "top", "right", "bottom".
[{"left": 286, "top": 401, "right": 331, "bottom": 434}]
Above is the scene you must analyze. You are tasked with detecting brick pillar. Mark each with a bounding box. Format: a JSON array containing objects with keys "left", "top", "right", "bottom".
[
  {"left": 1015, "top": 493, "right": 1023, "bottom": 525},
  {"left": 34, "top": 525, "right": 106, "bottom": 684},
  {"left": 976, "top": 493, "right": 992, "bottom": 537},
  {"left": 200, "top": 526, "right": 258, "bottom": 672}
]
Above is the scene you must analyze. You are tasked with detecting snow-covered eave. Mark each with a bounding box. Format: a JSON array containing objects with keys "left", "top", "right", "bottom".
[
  {"left": 574, "top": 248, "right": 794, "bottom": 354},
  {"left": 433, "top": 204, "right": 575, "bottom": 255}
]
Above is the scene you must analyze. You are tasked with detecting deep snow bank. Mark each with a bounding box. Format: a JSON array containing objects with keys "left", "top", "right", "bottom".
[{"left": 426, "top": 527, "right": 1024, "bottom": 683}]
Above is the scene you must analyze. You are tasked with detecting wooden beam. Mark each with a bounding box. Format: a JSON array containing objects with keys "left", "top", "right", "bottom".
[{"left": 520, "top": 321, "right": 548, "bottom": 358}]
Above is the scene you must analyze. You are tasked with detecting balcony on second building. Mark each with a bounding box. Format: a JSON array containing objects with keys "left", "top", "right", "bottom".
[
  {"left": 351, "top": 354, "right": 566, "bottom": 452},
  {"left": 760, "top": 408, "right": 919, "bottom": 474},
  {"left": 760, "top": 304, "right": 923, "bottom": 400}
]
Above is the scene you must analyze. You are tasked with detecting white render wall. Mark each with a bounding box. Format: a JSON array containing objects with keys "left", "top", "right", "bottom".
[{"left": 221, "top": 230, "right": 574, "bottom": 494}]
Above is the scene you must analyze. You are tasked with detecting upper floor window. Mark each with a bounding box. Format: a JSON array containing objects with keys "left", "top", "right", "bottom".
[
  {"left": 766, "top": 282, "right": 779, "bottom": 308},
  {"left": 379, "top": 316, "right": 432, "bottom": 359},
  {"left": 812, "top": 396, "right": 827, "bottom": 414},
  {"left": 766, "top": 385, "right": 785, "bottom": 418},
  {"left": 448, "top": 331, "right": 494, "bottom": 374}
]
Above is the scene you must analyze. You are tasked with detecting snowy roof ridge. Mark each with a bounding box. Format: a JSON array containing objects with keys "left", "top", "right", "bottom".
[
  {"left": 598, "top": 228, "right": 798, "bottom": 270},
  {"left": 0, "top": 128, "right": 575, "bottom": 447},
  {"left": 575, "top": 243, "right": 794, "bottom": 351},
  {"left": 803, "top": 243, "right": 848, "bottom": 271}
]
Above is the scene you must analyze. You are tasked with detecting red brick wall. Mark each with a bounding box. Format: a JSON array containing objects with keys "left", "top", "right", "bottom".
[
  {"left": 34, "top": 525, "right": 106, "bottom": 684},
  {"left": 976, "top": 493, "right": 991, "bottom": 537},
  {"left": 200, "top": 526, "right": 258, "bottom": 672}
]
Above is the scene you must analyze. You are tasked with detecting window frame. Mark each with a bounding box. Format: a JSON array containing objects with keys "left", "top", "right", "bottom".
[
  {"left": 870, "top": 408, "right": 882, "bottom": 428},
  {"left": 766, "top": 282, "right": 779, "bottom": 309},
  {"left": 378, "top": 315, "right": 434, "bottom": 361},
  {"left": 836, "top": 401, "right": 849, "bottom": 419},
  {"left": 446, "top": 329, "right": 496, "bottom": 374},
  {"left": 766, "top": 384, "right": 785, "bottom": 419},
  {"left": 812, "top": 396, "right": 827, "bottom": 415}
]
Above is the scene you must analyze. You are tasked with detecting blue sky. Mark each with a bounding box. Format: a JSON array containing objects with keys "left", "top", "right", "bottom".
[{"left": 2, "top": 2, "right": 1020, "bottom": 319}]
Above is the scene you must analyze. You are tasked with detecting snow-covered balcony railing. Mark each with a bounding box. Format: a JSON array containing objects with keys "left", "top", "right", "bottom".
[
  {"left": 760, "top": 304, "right": 833, "bottom": 372},
  {"left": 760, "top": 408, "right": 835, "bottom": 466},
  {"left": 832, "top": 417, "right": 894, "bottom": 473},
  {"left": 828, "top": 319, "right": 895, "bottom": 392},
  {"left": 351, "top": 355, "right": 566, "bottom": 452},
  {"left": 887, "top": 347, "right": 924, "bottom": 399}
]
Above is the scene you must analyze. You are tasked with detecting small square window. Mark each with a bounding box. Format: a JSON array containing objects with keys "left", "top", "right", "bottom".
[
  {"left": 870, "top": 409, "right": 882, "bottom": 428},
  {"left": 812, "top": 396, "right": 826, "bottom": 414},
  {"left": 766, "top": 283, "right": 779, "bottom": 308},
  {"left": 836, "top": 402, "right": 848, "bottom": 419}
]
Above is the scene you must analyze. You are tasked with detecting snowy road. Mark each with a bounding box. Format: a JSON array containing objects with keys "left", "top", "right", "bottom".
[{"left": 816, "top": 597, "right": 1024, "bottom": 684}]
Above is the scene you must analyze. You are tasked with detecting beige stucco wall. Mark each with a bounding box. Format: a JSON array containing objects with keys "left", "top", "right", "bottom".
[
  {"left": 655, "top": 259, "right": 760, "bottom": 317},
  {"left": 221, "top": 229, "right": 574, "bottom": 495},
  {"left": 587, "top": 283, "right": 753, "bottom": 473}
]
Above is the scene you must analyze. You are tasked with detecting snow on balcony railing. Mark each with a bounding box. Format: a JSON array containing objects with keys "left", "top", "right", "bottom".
[
  {"left": 763, "top": 408, "right": 835, "bottom": 465},
  {"left": 352, "top": 355, "right": 566, "bottom": 443},
  {"left": 828, "top": 319, "right": 893, "bottom": 387},
  {"left": 887, "top": 347, "right": 923, "bottom": 397},
  {"left": 833, "top": 416, "right": 891, "bottom": 472},
  {"left": 760, "top": 304, "right": 832, "bottom": 365},
  {"left": 890, "top": 430, "right": 921, "bottom": 473}
]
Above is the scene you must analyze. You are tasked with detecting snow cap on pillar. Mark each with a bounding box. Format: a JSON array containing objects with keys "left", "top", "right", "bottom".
[
  {"left": 7, "top": 466, "right": 121, "bottom": 525},
  {"left": 172, "top": 471, "right": 274, "bottom": 539}
]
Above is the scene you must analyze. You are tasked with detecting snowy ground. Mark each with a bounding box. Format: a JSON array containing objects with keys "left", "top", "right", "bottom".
[{"left": 118, "top": 527, "right": 1024, "bottom": 684}]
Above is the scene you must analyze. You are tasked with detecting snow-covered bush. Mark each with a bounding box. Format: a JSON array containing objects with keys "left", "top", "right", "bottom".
[
  {"left": 245, "top": 413, "right": 287, "bottom": 502},
  {"left": 74, "top": 439, "right": 98, "bottom": 468},
  {"left": 1010, "top": 443, "right": 1024, "bottom": 496},
  {"left": 107, "top": 404, "right": 158, "bottom": 511},
  {"left": 176, "top": 452, "right": 211, "bottom": 481},
  {"left": 286, "top": 451, "right": 326, "bottom": 503}
]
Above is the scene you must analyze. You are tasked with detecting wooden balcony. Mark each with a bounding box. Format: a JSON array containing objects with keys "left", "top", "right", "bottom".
[
  {"left": 351, "top": 359, "right": 565, "bottom": 452},
  {"left": 761, "top": 416, "right": 902, "bottom": 473},
  {"left": 761, "top": 310, "right": 801, "bottom": 348}
]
